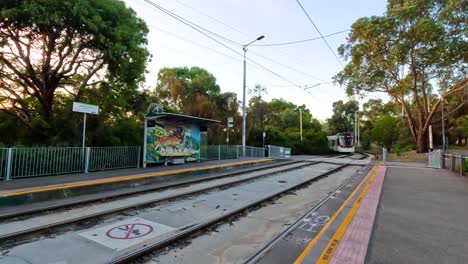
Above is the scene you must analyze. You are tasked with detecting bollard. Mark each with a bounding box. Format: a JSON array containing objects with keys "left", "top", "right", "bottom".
[
  {"left": 218, "top": 144, "right": 221, "bottom": 160},
  {"left": 383, "top": 148, "right": 388, "bottom": 166}
]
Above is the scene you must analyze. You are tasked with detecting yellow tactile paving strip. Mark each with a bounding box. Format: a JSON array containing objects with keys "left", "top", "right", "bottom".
[{"left": 0, "top": 159, "right": 273, "bottom": 197}]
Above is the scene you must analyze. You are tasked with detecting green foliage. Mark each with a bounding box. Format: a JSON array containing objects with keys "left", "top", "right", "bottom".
[
  {"left": 326, "top": 100, "right": 359, "bottom": 134},
  {"left": 371, "top": 116, "right": 401, "bottom": 152},
  {"left": 0, "top": 0, "right": 150, "bottom": 145},
  {"left": 247, "top": 96, "right": 328, "bottom": 154},
  {"left": 334, "top": 0, "right": 467, "bottom": 153}
]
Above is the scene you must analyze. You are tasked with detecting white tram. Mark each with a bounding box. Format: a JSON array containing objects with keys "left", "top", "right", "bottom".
[{"left": 327, "top": 132, "right": 355, "bottom": 153}]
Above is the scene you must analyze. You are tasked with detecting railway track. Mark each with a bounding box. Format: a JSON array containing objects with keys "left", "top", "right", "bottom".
[
  {"left": 244, "top": 165, "right": 368, "bottom": 263},
  {"left": 0, "top": 160, "right": 302, "bottom": 221},
  {"left": 0, "top": 161, "right": 318, "bottom": 241},
  {"left": 106, "top": 163, "right": 350, "bottom": 264},
  {"left": 0, "top": 162, "right": 357, "bottom": 264}
]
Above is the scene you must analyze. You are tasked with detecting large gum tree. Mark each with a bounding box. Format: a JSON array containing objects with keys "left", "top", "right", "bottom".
[
  {"left": 335, "top": 0, "right": 467, "bottom": 153},
  {"left": 0, "top": 0, "right": 149, "bottom": 124}
]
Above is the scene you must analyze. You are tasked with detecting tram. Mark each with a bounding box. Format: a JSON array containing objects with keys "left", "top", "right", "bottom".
[{"left": 327, "top": 132, "right": 355, "bottom": 153}]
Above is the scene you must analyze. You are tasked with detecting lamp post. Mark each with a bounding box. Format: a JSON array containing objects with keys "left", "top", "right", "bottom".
[
  {"left": 242, "top": 35, "right": 265, "bottom": 157},
  {"left": 441, "top": 95, "right": 446, "bottom": 153}
]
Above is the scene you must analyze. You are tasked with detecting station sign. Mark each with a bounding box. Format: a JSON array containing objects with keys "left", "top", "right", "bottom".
[{"left": 73, "top": 102, "right": 99, "bottom": 115}]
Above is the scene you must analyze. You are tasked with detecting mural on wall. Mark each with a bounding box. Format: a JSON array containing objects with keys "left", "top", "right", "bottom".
[{"left": 146, "top": 122, "right": 200, "bottom": 163}]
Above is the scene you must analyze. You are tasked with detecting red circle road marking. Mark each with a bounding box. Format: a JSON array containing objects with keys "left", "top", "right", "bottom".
[{"left": 105, "top": 223, "right": 154, "bottom": 239}]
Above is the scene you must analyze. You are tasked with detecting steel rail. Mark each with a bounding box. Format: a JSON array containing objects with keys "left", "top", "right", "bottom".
[
  {"left": 0, "top": 160, "right": 299, "bottom": 220},
  {"left": 106, "top": 164, "right": 350, "bottom": 264},
  {"left": 0, "top": 161, "right": 317, "bottom": 241},
  {"left": 244, "top": 163, "right": 372, "bottom": 264}
]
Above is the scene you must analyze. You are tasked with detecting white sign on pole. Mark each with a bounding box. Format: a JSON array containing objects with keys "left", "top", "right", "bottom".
[
  {"left": 263, "top": 131, "right": 266, "bottom": 137},
  {"left": 228, "top": 117, "right": 234, "bottom": 128},
  {"left": 73, "top": 102, "right": 99, "bottom": 115}
]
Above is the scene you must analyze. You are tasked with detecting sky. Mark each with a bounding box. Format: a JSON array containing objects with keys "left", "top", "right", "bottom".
[{"left": 122, "top": 0, "right": 388, "bottom": 120}]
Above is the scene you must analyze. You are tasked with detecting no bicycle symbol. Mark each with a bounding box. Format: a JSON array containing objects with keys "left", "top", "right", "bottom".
[
  {"left": 106, "top": 223, "right": 154, "bottom": 239},
  {"left": 80, "top": 218, "right": 174, "bottom": 250}
]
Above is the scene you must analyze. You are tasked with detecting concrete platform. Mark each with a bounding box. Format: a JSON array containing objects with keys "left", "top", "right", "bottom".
[
  {"left": 285, "top": 161, "right": 468, "bottom": 264},
  {"left": 366, "top": 162, "right": 468, "bottom": 264},
  {"left": 0, "top": 158, "right": 274, "bottom": 206}
]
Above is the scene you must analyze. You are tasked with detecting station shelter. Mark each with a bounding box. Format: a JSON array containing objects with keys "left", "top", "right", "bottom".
[{"left": 143, "top": 104, "right": 220, "bottom": 166}]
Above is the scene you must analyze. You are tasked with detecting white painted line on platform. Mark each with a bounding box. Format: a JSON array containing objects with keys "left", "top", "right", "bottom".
[{"left": 80, "top": 218, "right": 174, "bottom": 251}]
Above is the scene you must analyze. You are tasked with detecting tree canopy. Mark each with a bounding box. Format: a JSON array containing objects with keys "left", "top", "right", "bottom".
[
  {"left": 335, "top": 0, "right": 467, "bottom": 152},
  {"left": 0, "top": 0, "right": 149, "bottom": 125},
  {"left": 371, "top": 115, "right": 400, "bottom": 152},
  {"left": 326, "top": 100, "right": 359, "bottom": 134}
]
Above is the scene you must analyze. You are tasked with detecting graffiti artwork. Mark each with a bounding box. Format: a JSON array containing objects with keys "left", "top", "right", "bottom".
[{"left": 146, "top": 122, "right": 200, "bottom": 163}]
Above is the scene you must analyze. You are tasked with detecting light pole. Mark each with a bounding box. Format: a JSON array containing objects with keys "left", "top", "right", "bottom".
[
  {"left": 299, "top": 108, "right": 303, "bottom": 141},
  {"left": 242, "top": 35, "right": 265, "bottom": 157},
  {"left": 441, "top": 96, "right": 446, "bottom": 153}
]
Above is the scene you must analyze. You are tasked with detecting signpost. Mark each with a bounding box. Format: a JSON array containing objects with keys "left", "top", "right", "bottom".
[
  {"left": 227, "top": 117, "right": 233, "bottom": 156},
  {"left": 73, "top": 102, "right": 99, "bottom": 148},
  {"left": 263, "top": 131, "right": 266, "bottom": 149}
]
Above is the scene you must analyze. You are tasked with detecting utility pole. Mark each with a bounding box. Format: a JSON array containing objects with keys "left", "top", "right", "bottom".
[
  {"left": 299, "top": 108, "right": 303, "bottom": 141},
  {"left": 441, "top": 98, "right": 446, "bottom": 153},
  {"left": 354, "top": 113, "right": 357, "bottom": 145},
  {"left": 357, "top": 117, "right": 360, "bottom": 147},
  {"left": 242, "top": 35, "right": 265, "bottom": 157}
]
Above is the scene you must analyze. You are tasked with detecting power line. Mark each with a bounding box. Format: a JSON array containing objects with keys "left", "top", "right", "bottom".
[
  {"left": 249, "top": 50, "right": 323, "bottom": 82},
  {"left": 144, "top": 0, "right": 326, "bottom": 84},
  {"left": 141, "top": 0, "right": 303, "bottom": 89},
  {"left": 172, "top": 0, "right": 250, "bottom": 38},
  {"left": 295, "top": 0, "right": 344, "bottom": 67},
  {"left": 142, "top": 0, "right": 241, "bottom": 46},
  {"left": 150, "top": 24, "right": 242, "bottom": 62},
  {"left": 252, "top": 29, "right": 350, "bottom": 47}
]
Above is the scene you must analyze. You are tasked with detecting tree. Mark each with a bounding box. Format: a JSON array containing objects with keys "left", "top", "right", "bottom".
[
  {"left": 326, "top": 100, "right": 359, "bottom": 134},
  {"left": 335, "top": 0, "right": 467, "bottom": 153},
  {"left": 155, "top": 66, "right": 241, "bottom": 144},
  {"left": 0, "top": 0, "right": 149, "bottom": 125},
  {"left": 372, "top": 116, "right": 400, "bottom": 152}
]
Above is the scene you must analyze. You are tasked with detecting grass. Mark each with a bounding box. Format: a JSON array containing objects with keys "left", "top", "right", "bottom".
[{"left": 388, "top": 150, "right": 427, "bottom": 163}]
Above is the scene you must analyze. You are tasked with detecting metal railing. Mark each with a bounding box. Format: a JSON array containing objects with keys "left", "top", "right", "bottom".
[
  {"left": 1, "top": 143, "right": 289, "bottom": 180},
  {"left": 0, "top": 148, "right": 7, "bottom": 180},
  {"left": 441, "top": 153, "right": 467, "bottom": 176},
  {"left": 200, "top": 145, "right": 265, "bottom": 161},
  {"left": 88, "top": 146, "right": 141, "bottom": 172},
  {"left": 268, "top": 145, "right": 292, "bottom": 159},
  {"left": 1, "top": 146, "right": 141, "bottom": 180}
]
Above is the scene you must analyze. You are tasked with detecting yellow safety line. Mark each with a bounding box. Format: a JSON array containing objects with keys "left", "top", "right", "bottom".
[
  {"left": 316, "top": 163, "right": 380, "bottom": 263},
  {"left": 293, "top": 163, "right": 381, "bottom": 264},
  {"left": 0, "top": 159, "right": 273, "bottom": 197}
]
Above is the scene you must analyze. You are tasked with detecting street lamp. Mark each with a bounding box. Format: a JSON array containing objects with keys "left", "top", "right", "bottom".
[{"left": 242, "top": 35, "right": 265, "bottom": 157}]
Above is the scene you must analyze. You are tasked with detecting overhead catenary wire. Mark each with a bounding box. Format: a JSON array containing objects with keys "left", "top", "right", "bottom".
[
  {"left": 251, "top": 29, "right": 350, "bottom": 47},
  {"left": 145, "top": 0, "right": 329, "bottom": 84},
  {"left": 172, "top": 0, "right": 250, "bottom": 38},
  {"left": 295, "top": 0, "right": 344, "bottom": 67},
  {"left": 141, "top": 0, "right": 304, "bottom": 89}
]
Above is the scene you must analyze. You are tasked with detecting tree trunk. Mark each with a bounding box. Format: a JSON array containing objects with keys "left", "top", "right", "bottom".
[{"left": 416, "top": 131, "right": 429, "bottom": 153}]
